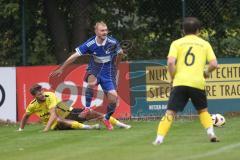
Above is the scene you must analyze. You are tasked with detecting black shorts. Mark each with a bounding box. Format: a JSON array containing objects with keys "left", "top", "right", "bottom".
[
  {"left": 55, "top": 108, "right": 87, "bottom": 130},
  {"left": 167, "top": 86, "right": 207, "bottom": 112},
  {"left": 66, "top": 108, "right": 87, "bottom": 122}
]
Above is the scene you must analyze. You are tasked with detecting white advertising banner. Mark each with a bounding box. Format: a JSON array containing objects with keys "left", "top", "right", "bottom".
[{"left": 0, "top": 67, "right": 16, "bottom": 122}]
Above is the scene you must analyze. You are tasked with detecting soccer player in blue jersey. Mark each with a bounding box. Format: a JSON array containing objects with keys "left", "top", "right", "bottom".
[{"left": 51, "top": 21, "right": 126, "bottom": 130}]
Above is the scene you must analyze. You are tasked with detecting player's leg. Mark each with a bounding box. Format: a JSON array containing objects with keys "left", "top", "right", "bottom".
[
  {"left": 85, "top": 74, "right": 97, "bottom": 108},
  {"left": 153, "top": 86, "right": 189, "bottom": 145},
  {"left": 190, "top": 88, "right": 219, "bottom": 142},
  {"left": 105, "top": 90, "right": 118, "bottom": 119},
  {"left": 102, "top": 90, "right": 118, "bottom": 130},
  {"left": 153, "top": 110, "right": 176, "bottom": 145},
  {"left": 85, "top": 109, "right": 131, "bottom": 129},
  {"left": 198, "top": 108, "right": 219, "bottom": 142},
  {"left": 80, "top": 74, "right": 98, "bottom": 117},
  {"left": 98, "top": 76, "right": 118, "bottom": 130},
  {"left": 109, "top": 116, "right": 131, "bottom": 129},
  {"left": 56, "top": 116, "right": 100, "bottom": 130}
]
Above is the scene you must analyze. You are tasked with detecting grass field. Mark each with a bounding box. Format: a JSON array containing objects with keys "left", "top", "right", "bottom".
[{"left": 0, "top": 117, "right": 240, "bottom": 160}]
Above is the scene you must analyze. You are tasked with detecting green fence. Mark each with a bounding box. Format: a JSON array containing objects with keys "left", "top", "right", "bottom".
[{"left": 0, "top": 0, "right": 239, "bottom": 66}]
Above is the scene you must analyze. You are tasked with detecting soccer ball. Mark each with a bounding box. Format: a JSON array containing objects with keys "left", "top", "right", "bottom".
[{"left": 211, "top": 114, "right": 226, "bottom": 127}]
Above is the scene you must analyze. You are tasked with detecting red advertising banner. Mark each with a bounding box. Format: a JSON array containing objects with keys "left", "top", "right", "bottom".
[{"left": 16, "top": 64, "right": 130, "bottom": 122}]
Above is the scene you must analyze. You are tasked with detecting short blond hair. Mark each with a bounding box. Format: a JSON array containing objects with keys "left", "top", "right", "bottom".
[{"left": 94, "top": 21, "right": 107, "bottom": 30}]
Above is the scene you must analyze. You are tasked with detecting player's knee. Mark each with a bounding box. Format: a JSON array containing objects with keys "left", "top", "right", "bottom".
[
  {"left": 87, "top": 75, "right": 97, "bottom": 86},
  {"left": 107, "top": 92, "right": 118, "bottom": 103},
  {"left": 87, "top": 82, "right": 96, "bottom": 88},
  {"left": 108, "top": 96, "right": 118, "bottom": 104},
  {"left": 56, "top": 117, "right": 62, "bottom": 123}
]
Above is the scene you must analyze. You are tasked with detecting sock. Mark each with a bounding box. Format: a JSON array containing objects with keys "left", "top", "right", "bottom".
[
  {"left": 71, "top": 121, "right": 84, "bottom": 129},
  {"left": 85, "top": 87, "right": 93, "bottom": 108},
  {"left": 109, "top": 116, "right": 128, "bottom": 128},
  {"left": 199, "top": 111, "right": 215, "bottom": 136},
  {"left": 105, "top": 103, "right": 116, "bottom": 120},
  {"left": 199, "top": 111, "right": 213, "bottom": 129},
  {"left": 207, "top": 126, "right": 215, "bottom": 137},
  {"left": 157, "top": 113, "right": 174, "bottom": 137},
  {"left": 109, "top": 117, "right": 118, "bottom": 125},
  {"left": 155, "top": 135, "right": 164, "bottom": 143}
]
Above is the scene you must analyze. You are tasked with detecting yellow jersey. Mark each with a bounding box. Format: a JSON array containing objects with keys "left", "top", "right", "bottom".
[
  {"left": 26, "top": 92, "right": 60, "bottom": 124},
  {"left": 168, "top": 35, "right": 216, "bottom": 90}
]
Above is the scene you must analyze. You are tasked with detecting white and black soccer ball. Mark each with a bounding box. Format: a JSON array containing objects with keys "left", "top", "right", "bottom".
[{"left": 211, "top": 114, "right": 226, "bottom": 127}]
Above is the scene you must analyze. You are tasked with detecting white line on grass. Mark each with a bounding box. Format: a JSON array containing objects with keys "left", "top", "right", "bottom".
[{"left": 178, "top": 142, "right": 240, "bottom": 160}]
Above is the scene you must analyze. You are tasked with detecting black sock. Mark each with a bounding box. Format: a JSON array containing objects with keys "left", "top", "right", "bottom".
[
  {"left": 105, "top": 103, "right": 116, "bottom": 120},
  {"left": 85, "top": 87, "right": 93, "bottom": 107}
]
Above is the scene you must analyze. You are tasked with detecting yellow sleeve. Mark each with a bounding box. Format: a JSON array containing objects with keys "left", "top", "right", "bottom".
[
  {"left": 206, "top": 42, "right": 216, "bottom": 62},
  {"left": 168, "top": 41, "right": 178, "bottom": 58},
  {"left": 26, "top": 103, "right": 35, "bottom": 114},
  {"left": 46, "top": 92, "right": 59, "bottom": 109}
]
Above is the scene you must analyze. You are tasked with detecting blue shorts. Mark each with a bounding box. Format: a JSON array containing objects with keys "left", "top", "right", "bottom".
[{"left": 85, "top": 63, "right": 117, "bottom": 92}]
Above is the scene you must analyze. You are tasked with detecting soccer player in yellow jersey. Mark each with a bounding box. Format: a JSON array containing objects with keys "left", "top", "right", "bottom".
[
  {"left": 18, "top": 84, "right": 100, "bottom": 132},
  {"left": 19, "top": 84, "right": 130, "bottom": 132},
  {"left": 153, "top": 17, "right": 219, "bottom": 145}
]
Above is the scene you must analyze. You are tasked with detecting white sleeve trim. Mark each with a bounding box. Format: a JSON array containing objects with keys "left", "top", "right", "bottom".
[
  {"left": 117, "top": 48, "right": 123, "bottom": 54},
  {"left": 75, "top": 48, "right": 83, "bottom": 56}
]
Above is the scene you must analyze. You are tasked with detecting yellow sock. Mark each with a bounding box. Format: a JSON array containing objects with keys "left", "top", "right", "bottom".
[
  {"left": 157, "top": 114, "right": 174, "bottom": 136},
  {"left": 109, "top": 117, "right": 118, "bottom": 126},
  {"left": 71, "top": 121, "right": 84, "bottom": 129},
  {"left": 199, "top": 111, "right": 213, "bottom": 129}
]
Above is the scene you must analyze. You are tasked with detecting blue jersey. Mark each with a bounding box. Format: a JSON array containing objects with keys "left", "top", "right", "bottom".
[
  {"left": 75, "top": 36, "right": 122, "bottom": 91},
  {"left": 75, "top": 35, "right": 121, "bottom": 65}
]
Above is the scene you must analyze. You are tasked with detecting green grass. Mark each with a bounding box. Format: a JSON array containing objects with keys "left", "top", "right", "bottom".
[{"left": 1, "top": 117, "right": 240, "bottom": 160}]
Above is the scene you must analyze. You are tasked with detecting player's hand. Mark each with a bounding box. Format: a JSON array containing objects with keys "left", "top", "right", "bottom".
[
  {"left": 49, "top": 68, "right": 63, "bottom": 77},
  {"left": 204, "top": 70, "right": 210, "bottom": 79},
  {"left": 79, "top": 107, "right": 91, "bottom": 118}
]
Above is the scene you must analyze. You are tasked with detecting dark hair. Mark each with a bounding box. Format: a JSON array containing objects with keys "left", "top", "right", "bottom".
[
  {"left": 30, "top": 84, "right": 42, "bottom": 95},
  {"left": 183, "top": 17, "right": 201, "bottom": 34}
]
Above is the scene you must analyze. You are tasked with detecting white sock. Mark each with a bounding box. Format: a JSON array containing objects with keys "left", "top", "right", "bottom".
[
  {"left": 82, "top": 125, "right": 92, "bottom": 129},
  {"left": 155, "top": 135, "right": 164, "bottom": 143},
  {"left": 207, "top": 127, "right": 215, "bottom": 137},
  {"left": 116, "top": 121, "right": 129, "bottom": 128}
]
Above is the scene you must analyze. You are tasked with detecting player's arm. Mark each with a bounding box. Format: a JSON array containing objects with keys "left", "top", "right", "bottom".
[
  {"left": 43, "top": 107, "right": 57, "bottom": 132},
  {"left": 113, "top": 50, "right": 124, "bottom": 88},
  {"left": 43, "top": 92, "right": 60, "bottom": 132},
  {"left": 114, "top": 40, "right": 125, "bottom": 84},
  {"left": 115, "top": 50, "right": 124, "bottom": 67},
  {"left": 167, "top": 56, "right": 176, "bottom": 82},
  {"left": 204, "top": 59, "right": 218, "bottom": 78},
  {"left": 204, "top": 43, "right": 218, "bottom": 78},
  {"left": 50, "top": 52, "right": 80, "bottom": 77},
  {"left": 167, "top": 41, "right": 178, "bottom": 82},
  {"left": 50, "top": 41, "right": 89, "bottom": 77},
  {"left": 18, "top": 112, "right": 31, "bottom": 131}
]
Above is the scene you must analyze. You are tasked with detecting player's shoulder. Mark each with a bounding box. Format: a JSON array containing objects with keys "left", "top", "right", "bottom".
[
  {"left": 27, "top": 98, "right": 38, "bottom": 109},
  {"left": 170, "top": 38, "right": 181, "bottom": 47},
  {"left": 84, "top": 36, "right": 96, "bottom": 47},
  {"left": 107, "top": 36, "right": 119, "bottom": 44},
  {"left": 194, "top": 36, "right": 210, "bottom": 44},
  {"left": 44, "top": 91, "right": 56, "bottom": 98},
  {"left": 30, "top": 99, "right": 37, "bottom": 105}
]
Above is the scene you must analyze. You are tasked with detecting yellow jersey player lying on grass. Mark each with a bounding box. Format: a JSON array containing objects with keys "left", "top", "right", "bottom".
[{"left": 18, "top": 84, "right": 131, "bottom": 132}]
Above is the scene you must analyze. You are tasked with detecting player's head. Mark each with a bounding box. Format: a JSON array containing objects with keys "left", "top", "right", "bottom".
[
  {"left": 30, "top": 84, "right": 46, "bottom": 101},
  {"left": 183, "top": 17, "right": 201, "bottom": 35},
  {"left": 95, "top": 21, "right": 108, "bottom": 40}
]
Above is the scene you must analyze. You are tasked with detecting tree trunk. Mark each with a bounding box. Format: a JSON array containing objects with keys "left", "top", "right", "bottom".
[
  {"left": 43, "top": 0, "right": 69, "bottom": 63},
  {"left": 70, "top": 0, "right": 91, "bottom": 49}
]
